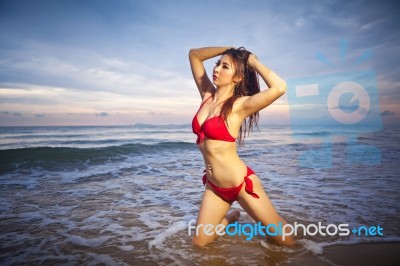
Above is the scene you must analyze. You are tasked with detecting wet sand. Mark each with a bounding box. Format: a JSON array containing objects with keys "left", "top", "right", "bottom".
[
  {"left": 284, "top": 242, "right": 400, "bottom": 266},
  {"left": 324, "top": 242, "right": 400, "bottom": 266}
]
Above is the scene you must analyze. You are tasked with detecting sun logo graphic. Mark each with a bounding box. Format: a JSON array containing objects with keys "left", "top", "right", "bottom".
[{"left": 287, "top": 39, "right": 382, "bottom": 168}]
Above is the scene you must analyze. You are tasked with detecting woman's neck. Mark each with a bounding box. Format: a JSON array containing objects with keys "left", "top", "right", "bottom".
[{"left": 214, "top": 85, "right": 234, "bottom": 103}]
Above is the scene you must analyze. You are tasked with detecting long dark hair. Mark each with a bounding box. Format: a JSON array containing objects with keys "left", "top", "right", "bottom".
[{"left": 219, "top": 47, "right": 260, "bottom": 145}]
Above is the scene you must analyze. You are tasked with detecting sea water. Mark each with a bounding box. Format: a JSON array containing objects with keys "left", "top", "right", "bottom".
[{"left": 0, "top": 125, "right": 399, "bottom": 265}]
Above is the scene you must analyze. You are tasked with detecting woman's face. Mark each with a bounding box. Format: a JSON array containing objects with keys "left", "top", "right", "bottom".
[{"left": 212, "top": 54, "right": 237, "bottom": 88}]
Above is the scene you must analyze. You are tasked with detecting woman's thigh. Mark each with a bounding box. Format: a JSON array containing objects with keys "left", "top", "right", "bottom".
[
  {"left": 193, "top": 186, "right": 231, "bottom": 246},
  {"left": 237, "top": 173, "right": 294, "bottom": 245},
  {"left": 237, "top": 174, "right": 281, "bottom": 222}
]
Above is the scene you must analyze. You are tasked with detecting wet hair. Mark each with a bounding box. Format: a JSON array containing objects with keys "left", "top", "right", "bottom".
[{"left": 219, "top": 47, "right": 260, "bottom": 145}]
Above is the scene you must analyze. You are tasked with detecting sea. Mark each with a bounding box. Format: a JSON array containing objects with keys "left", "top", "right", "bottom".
[{"left": 0, "top": 124, "right": 399, "bottom": 265}]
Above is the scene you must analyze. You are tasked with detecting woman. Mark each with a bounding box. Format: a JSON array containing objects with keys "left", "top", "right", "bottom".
[{"left": 189, "top": 46, "right": 295, "bottom": 246}]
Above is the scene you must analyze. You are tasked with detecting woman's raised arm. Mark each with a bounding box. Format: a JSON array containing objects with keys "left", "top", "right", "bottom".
[
  {"left": 239, "top": 54, "right": 287, "bottom": 117},
  {"left": 188, "top": 47, "right": 231, "bottom": 99}
]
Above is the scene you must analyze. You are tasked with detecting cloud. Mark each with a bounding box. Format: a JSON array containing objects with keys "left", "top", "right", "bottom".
[
  {"left": 0, "top": 48, "right": 195, "bottom": 101},
  {"left": 147, "top": 111, "right": 156, "bottom": 116},
  {"left": 2, "top": 111, "right": 22, "bottom": 116},
  {"left": 295, "top": 18, "right": 306, "bottom": 28},
  {"left": 0, "top": 0, "right": 399, "bottom": 126},
  {"left": 95, "top": 112, "right": 109, "bottom": 117},
  {"left": 35, "top": 113, "right": 45, "bottom": 118},
  {"left": 359, "top": 18, "right": 386, "bottom": 31}
]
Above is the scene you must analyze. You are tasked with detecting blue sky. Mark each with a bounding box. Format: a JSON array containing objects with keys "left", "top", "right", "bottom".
[{"left": 0, "top": 0, "right": 399, "bottom": 126}]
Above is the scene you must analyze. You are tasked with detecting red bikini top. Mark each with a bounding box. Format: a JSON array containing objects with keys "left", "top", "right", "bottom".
[{"left": 192, "top": 96, "right": 236, "bottom": 145}]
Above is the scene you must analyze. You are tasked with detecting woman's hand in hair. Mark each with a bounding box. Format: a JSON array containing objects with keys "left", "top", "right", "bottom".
[{"left": 247, "top": 54, "right": 259, "bottom": 72}]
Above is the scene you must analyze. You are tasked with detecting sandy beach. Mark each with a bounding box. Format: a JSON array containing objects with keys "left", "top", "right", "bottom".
[
  {"left": 324, "top": 242, "right": 400, "bottom": 266},
  {"left": 283, "top": 242, "right": 400, "bottom": 266}
]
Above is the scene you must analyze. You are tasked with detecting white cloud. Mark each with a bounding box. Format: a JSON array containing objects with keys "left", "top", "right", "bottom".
[
  {"left": 295, "top": 18, "right": 306, "bottom": 28},
  {"left": 0, "top": 0, "right": 398, "bottom": 125}
]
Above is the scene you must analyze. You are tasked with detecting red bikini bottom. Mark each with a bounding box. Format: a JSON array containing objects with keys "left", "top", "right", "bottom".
[{"left": 202, "top": 166, "right": 260, "bottom": 203}]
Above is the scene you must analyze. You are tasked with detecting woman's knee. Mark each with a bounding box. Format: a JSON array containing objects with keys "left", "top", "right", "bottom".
[
  {"left": 270, "top": 234, "right": 296, "bottom": 246},
  {"left": 192, "top": 235, "right": 213, "bottom": 247}
]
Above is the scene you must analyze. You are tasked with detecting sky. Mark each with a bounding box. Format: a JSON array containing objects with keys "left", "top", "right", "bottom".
[{"left": 0, "top": 0, "right": 399, "bottom": 126}]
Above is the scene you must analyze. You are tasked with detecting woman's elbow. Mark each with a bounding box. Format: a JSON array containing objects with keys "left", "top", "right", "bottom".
[
  {"left": 277, "top": 81, "right": 287, "bottom": 95},
  {"left": 189, "top": 49, "right": 199, "bottom": 59}
]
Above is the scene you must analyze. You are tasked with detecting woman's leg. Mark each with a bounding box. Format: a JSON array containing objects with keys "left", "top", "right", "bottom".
[
  {"left": 237, "top": 173, "right": 295, "bottom": 245},
  {"left": 192, "top": 185, "right": 239, "bottom": 247}
]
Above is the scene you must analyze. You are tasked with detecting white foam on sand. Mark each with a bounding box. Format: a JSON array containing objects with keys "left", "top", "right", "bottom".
[
  {"left": 317, "top": 236, "right": 400, "bottom": 249},
  {"left": 0, "top": 172, "right": 39, "bottom": 190},
  {"left": 297, "top": 239, "right": 325, "bottom": 254},
  {"left": 118, "top": 245, "right": 134, "bottom": 251},
  {"left": 87, "top": 252, "right": 129, "bottom": 266},
  {"left": 137, "top": 211, "right": 163, "bottom": 229},
  {"left": 261, "top": 240, "right": 306, "bottom": 254},
  {"left": 263, "top": 236, "right": 400, "bottom": 256},
  {"left": 66, "top": 234, "right": 111, "bottom": 248},
  {"left": 148, "top": 221, "right": 187, "bottom": 249}
]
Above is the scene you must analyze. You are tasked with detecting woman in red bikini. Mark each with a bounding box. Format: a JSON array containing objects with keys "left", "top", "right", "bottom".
[{"left": 189, "top": 46, "right": 295, "bottom": 246}]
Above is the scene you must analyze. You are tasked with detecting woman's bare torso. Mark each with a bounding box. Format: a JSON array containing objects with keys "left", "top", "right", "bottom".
[
  {"left": 195, "top": 95, "right": 252, "bottom": 187},
  {"left": 198, "top": 135, "right": 248, "bottom": 188}
]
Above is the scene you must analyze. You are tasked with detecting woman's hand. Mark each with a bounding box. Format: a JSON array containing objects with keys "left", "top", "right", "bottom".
[
  {"left": 247, "top": 54, "right": 259, "bottom": 72},
  {"left": 239, "top": 52, "right": 287, "bottom": 118},
  {"left": 189, "top": 46, "right": 232, "bottom": 98}
]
